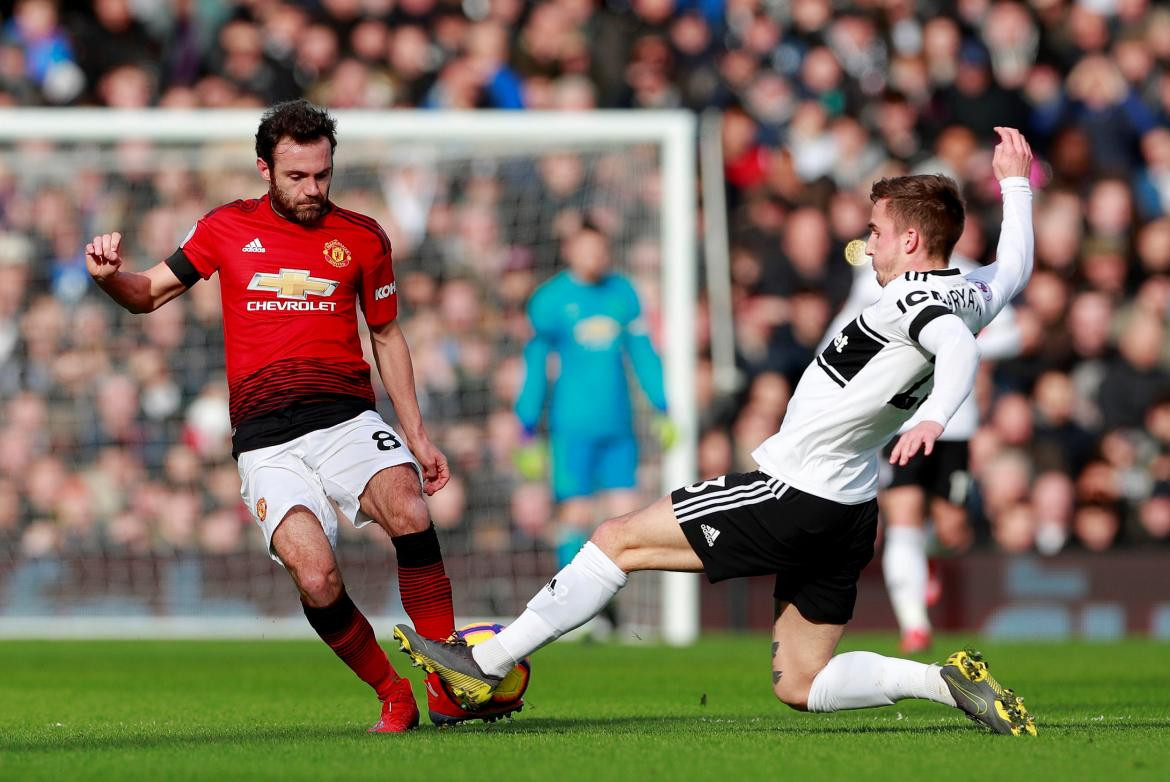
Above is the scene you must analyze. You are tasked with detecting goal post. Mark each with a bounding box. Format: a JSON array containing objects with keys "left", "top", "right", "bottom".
[{"left": 0, "top": 109, "right": 700, "bottom": 644}]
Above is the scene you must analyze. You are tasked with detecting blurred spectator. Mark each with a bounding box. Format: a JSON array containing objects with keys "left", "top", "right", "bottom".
[
  {"left": 1098, "top": 311, "right": 1170, "bottom": 431},
  {"left": 1030, "top": 370, "right": 1097, "bottom": 476},
  {"left": 1137, "top": 482, "right": 1170, "bottom": 545},
  {"left": 1031, "top": 471, "right": 1074, "bottom": 555},
  {"left": 1074, "top": 503, "right": 1122, "bottom": 552},
  {"left": 931, "top": 40, "right": 1029, "bottom": 140},
  {"left": 3, "top": 0, "right": 84, "bottom": 103},
  {"left": 66, "top": 0, "right": 159, "bottom": 93},
  {"left": 771, "top": 207, "right": 851, "bottom": 305},
  {"left": 212, "top": 17, "right": 296, "bottom": 104},
  {"left": 1065, "top": 54, "right": 1157, "bottom": 173},
  {"left": 1136, "top": 129, "right": 1170, "bottom": 218}
]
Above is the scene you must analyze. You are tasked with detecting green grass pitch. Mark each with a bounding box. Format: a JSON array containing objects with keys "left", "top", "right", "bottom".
[{"left": 1, "top": 635, "right": 1167, "bottom": 781}]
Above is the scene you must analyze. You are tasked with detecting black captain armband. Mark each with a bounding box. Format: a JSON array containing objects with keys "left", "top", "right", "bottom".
[
  {"left": 165, "top": 248, "right": 202, "bottom": 288},
  {"left": 908, "top": 305, "right": 952, "bottom": 342}
]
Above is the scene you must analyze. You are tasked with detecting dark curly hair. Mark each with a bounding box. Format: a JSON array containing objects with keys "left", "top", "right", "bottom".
[{"left": 255, "top": 99, "right": 337, "bottom": 169}]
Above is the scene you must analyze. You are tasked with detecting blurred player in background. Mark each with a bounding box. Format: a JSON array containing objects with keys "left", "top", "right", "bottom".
[
  {"left": 514, "top": 222, "right": 674, "bottom": 598},
  {"left": 825, "top": 243, "right": 1022, "bottom": 653},
  {"left": 397, "top": 128, "right": 1039, "bottom": 737},
  {"left": 85, "top": 99, "right": 494, "bottom": 731}
]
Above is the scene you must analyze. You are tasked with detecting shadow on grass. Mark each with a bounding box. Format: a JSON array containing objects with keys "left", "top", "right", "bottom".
[{"left": 7, "top": 715, "right": 1169, "bottom": 752}]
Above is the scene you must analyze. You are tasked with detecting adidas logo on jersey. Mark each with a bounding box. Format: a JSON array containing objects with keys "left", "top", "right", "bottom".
[
  {"left": 242, "top": 238, "right": 266, "bottom": 253},
  {"left": 701, "top": 524, "right": 721, "bottom": 547}
]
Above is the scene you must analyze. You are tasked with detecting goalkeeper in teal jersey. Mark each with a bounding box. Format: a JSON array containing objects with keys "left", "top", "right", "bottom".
[{"left": 515, "top": 223, "right": 672, "bottom": 568}]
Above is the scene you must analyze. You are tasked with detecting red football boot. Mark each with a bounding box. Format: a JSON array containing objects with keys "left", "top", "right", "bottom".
[
  {"left": 899, "top": 628, "right": 933, "bottom": 654},
  {"left": 425, "top": 672, "right": 523, "bottom": 727},
  {"left": 925, "top": 560, "right": 942, "bottom": 607},
  {"left": 369, "top": 676, "right": 420, "bottom": 733}
]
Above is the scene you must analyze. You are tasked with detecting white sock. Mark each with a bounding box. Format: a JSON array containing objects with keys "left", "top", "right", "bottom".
[
  {"left": 882, "top": 525, "right": 930, "bottom": 633},
  {"left": 806, "top": 651, "right": 957, "bottom": 712},
  {"left": 472, "top": 542, "right": 628, "bottom": 678}
]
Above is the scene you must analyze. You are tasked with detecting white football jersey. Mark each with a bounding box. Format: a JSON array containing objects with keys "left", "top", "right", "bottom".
[
  {"left": 753, "top": 267, "right": 999, "bottom": 504},
  {"left": 817, "top": 255, "right": 1021, "bottom": 440}
]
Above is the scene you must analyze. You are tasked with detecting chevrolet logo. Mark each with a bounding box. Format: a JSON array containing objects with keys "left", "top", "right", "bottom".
[{"left": 247, "top": 268, "right": 339, "bottom": 299}]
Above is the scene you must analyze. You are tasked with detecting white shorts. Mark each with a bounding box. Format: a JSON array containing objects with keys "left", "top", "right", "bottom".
[{"left": 238, "top": 410, "right": 421, "bottom": 565}]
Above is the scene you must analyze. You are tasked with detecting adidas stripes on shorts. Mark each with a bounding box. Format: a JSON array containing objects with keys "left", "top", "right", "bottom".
[{"left": 671, "top": 470, "right": 878, "bottom": 625}]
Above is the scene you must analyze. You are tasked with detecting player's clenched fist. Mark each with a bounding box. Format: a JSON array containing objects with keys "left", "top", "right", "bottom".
[
  {"left": 85, "top": 232, "right": 124, "bottom": 280},
  {"left": 992, "top": 127, "right": 1033, "bottom": 181}
]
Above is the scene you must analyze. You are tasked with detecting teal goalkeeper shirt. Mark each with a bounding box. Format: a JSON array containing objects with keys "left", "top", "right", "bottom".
[{"left": 515, "top": 271, "right": 668, "bottom": 438}]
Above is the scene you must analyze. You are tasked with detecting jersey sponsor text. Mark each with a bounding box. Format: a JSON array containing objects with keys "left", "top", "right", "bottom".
[
  {"left": 247, "top": 300, "right": 338, "bottom": 312},
  {"left": 374, "top": 282, "right": 395, "bottom": 301}
]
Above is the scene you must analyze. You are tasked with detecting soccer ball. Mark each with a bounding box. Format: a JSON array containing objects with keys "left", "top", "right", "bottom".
[{"left": 454, "top": 622, "right": 531, "bottom": 705}]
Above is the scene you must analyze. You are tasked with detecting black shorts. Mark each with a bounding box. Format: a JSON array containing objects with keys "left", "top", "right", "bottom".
[
  {"left": 671, "top": 471, "right": 878, "bottom": 625},
  {"left": 883, "top": 439, "right": 971, "bottom": 505}
]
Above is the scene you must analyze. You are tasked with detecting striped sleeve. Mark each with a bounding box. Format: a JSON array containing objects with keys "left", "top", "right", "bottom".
[
  {"left": 884, "top": 277, "right": 954, "bottom": 345},
  {"left": 908, "top": 305, "right": 952, "bottom": 343}
]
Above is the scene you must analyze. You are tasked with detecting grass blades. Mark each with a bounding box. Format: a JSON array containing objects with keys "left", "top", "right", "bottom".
[{"left": 1, "top": 635, "right": 1167, "bottom": 781}]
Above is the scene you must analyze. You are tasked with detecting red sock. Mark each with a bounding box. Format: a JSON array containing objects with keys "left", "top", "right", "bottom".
[
  {"left": 303, "top": 590, "right": 399, "bottom": 701},
  {"left": 393, "top": 525, "right": 455, "bottom": 640},
  {"left": 399, "top": 561, "right": 455, "bottom": 640}
]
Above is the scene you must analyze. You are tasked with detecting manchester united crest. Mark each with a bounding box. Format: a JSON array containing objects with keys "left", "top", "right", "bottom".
[
  {"left": 323, "top": 239, "right": 352, "bottom": 268},
  {"left": 256, "top": 498, "right": 268, "bottom": 522}
]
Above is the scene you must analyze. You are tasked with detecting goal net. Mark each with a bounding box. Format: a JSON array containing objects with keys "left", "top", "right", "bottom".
[{"left": 0, "top": 110, "right": 698, "bottom": 643}]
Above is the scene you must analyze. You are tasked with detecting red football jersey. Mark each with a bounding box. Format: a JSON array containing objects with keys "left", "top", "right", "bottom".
[{"left": 178, "top": 195, "right": 397, "bottom": 431}]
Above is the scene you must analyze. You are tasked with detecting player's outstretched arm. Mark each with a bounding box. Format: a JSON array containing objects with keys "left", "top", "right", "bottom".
[
  {"left": 86, "top": 232, "right": 188, "bottom": 313},
  {"left": 368, "top": 319, "right": 450, "bottom": 496},
  {"left": 889, "top": 314, "right": 979, "bottom": 466},
  {"left": 967, "top": 128, "right": 1035, "bottom": 312}
]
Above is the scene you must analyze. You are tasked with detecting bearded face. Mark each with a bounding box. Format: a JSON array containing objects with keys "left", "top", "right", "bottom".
[
  {"left": 259, "top": 136, "right": 333, "bottom": 225},
  {"left": 268, "top": 176, "right": 329, "bottom": 225}
]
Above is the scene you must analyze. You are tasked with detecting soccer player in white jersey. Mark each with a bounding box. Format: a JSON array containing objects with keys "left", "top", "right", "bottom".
[
  {"left": 822, "top": 250, "right": 1022, "bottom": 653},
  {"left": 394, "top": 128, "right": 1039, "bottom": 736}
]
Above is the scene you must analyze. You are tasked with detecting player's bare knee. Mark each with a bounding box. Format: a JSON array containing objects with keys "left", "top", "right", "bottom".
[
  {"left": 590, "top": 517, "right": 631, "bottom": 562},
  {"left": 295, "top": 564, "right": 342, "bottom": 607},
  {"left": 385, "top": 496, "right": 430, "bottom": 536}
]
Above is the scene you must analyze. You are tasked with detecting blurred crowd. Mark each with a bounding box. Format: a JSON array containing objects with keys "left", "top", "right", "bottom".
[
  {"left": 0, "top": 134, "right": 666, "bottom": 567},
  {"left": 1, "top": 0, "right": 1169, "bottom": 575}
]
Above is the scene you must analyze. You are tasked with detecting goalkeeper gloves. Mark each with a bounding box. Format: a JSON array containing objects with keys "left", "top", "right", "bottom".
[
  {"left": 652, "top": 414, "right": 678, "bottom": 450},
  {"left": 513, "top": 429, "right": 548, "bottom": 481}
]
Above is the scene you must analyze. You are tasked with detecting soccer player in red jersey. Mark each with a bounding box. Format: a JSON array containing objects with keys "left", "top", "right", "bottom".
[{"left": 85, "top": 100, "right": 474, "bottom": 732}]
